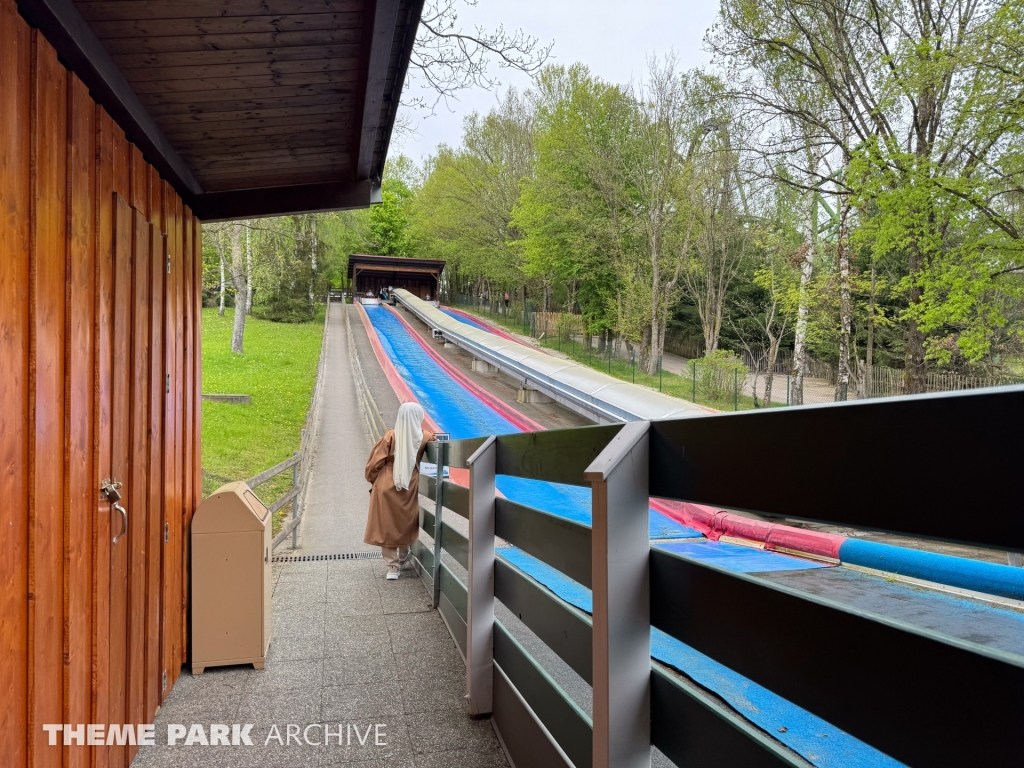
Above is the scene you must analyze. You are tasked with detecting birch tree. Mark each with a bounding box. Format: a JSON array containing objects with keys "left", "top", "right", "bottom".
[{"left": 229, "top": 222, "right": 247, "bottom": 354}]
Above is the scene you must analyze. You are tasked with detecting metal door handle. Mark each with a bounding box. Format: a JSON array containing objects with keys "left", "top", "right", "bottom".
[
  {"left": 112, "top": 502, "right": 128, "bottom": 544},
  {"left": 101, "top": 479, "right": 126, "bottom": 544}
]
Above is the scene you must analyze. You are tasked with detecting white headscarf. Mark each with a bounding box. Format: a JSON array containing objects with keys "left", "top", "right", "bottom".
[{"left": 393, "top": 401, "right": 425, "bottom": 491}]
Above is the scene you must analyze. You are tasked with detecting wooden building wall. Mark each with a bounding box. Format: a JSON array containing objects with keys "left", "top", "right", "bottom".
[{"left": 0, "top": 1, "right": 203, "bottom": 764}]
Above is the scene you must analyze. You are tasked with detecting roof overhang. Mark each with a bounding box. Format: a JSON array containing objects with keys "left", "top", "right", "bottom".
[
  {"left": 347, "top": 254, "right": 447, "bottom": 279},
  {"left": 18, "top": 0, "right": 424, "bottom": 219}
]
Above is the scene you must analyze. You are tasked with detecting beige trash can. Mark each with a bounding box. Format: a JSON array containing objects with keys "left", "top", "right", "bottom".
[{"left": 191, "top": 481, "right": 272, "bottom": 674}]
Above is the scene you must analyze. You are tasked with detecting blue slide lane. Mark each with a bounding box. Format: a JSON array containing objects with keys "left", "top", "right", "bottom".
[
  {"left": 366, "top": 306, "right": 700, "bottom": 540},
  {"left": 499, "top": 547, "right": 904, "bottom": 768},
  {"left": 659, "top": 540, "right": 827, "bottom": 574},
  {"left": 441, "top": 308, "right": 492, "bottom": 332},
  {"left": 839, "top": 539, "right": 1024, "bottom": 601}
]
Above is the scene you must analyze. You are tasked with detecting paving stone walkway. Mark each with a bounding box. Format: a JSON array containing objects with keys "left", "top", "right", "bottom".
[{"left": 133, "top": 302, "right": 508, "bottom": 767}]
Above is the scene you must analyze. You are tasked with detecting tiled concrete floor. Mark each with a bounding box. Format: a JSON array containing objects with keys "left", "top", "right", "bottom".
[{"left": 133, "top": 559, "right": 508, "bottom": 767}]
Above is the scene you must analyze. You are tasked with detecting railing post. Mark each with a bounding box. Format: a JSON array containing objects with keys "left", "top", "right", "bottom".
[
  {"left": 291, "top": 449, "right": 299, "bottom": 550},
  {"left": 465, "top": 435, "right": 496, "bottom": 717},
  {"left": 585, "top": 420, "right": 651, "bottom": 768},
  {"left": 431, "top": 442, "right": 446, "bottom": 609}
]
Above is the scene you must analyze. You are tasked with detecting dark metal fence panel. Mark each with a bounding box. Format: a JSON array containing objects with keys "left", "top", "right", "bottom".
[
  {"left": 419, "top": 506, "right": 469, "bottom": 570},
  {"left": 649, "top": 387, "right": 1024, "bottom": 551},
  {"left": 649, "top": 548, "right": 1024, "bottom": 767},
  {"left": 651, "top": 667, "right": 808, "bottom": 768},
  {"left": 495, "top": 624, "right": 593, "bottom": 768},
  {"left": 494, "top": 558, "right": 593, "bottom": 684},
  {"left": 495, "top": 498, "right": 593, "bottom": 588},
  {"left": 420, "top": 474, "right": 470, "bottom": 519},
  {"left": 494, "top": 426, "right": 622, "bottom": 486},
  {"left": 438, "top": 563, "right": 468, "bottom": 658}
]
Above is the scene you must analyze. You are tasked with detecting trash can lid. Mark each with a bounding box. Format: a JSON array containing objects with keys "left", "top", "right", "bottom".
[{"left": 193, "top": 481, "right": 270, "bottom": 534}]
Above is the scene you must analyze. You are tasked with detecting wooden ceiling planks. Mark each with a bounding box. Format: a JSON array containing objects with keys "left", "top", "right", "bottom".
[
  {"left": 163, "top": 115, "right": 354, "bottom": 140},
  {"left": 85, "top": 13, "right": 362, "bottom": 39},
  {"left": 101, "top": 27, "right": 361, "bottom": 55},
  {"left": 113, "top": 43, "right": 361, "bottom": 69},
  {"left": 153, "top": 100, "right": 353, "bottom": 124},
  {"left": 35, "top": 0, "right": 424, "bottom": 216},
  {"left": 75, "top": 0, "right": 360, "bottom": 20},
  {"left": 124, "top": 56, "right": 361, "bottom": 84}
]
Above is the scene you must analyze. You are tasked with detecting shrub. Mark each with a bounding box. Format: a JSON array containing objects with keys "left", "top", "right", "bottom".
[
  {"left": 251, "top": 295, "right": 315, "bottom": 324},
  {"left": 696, "top": 350, "right": 749, "bottom": 400}
]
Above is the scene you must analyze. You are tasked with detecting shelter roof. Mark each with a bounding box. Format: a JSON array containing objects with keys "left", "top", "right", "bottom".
[
  {"left": 347, "top": 253, "right": 446, "bottom": 278},
  {"left": 19, "top": 0, "right": 422, "bottom": 219}
]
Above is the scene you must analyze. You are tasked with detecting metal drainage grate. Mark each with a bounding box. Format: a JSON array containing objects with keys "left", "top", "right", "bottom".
[{"left": 272, "top": 552, "right": 383, "bottom": 563}]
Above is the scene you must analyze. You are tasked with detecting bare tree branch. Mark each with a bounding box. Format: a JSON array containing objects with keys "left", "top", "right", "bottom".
[{"left": 406, "top": 0, "right": 554, "bottom": 112}]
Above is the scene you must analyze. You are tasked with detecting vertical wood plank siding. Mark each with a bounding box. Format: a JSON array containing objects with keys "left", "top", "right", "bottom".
[
  {"left": 0, "top": 3, "right": 32, "bottom": 765},
  {"left": 0, "top": 2, "right": 204, "bottom": 763}
]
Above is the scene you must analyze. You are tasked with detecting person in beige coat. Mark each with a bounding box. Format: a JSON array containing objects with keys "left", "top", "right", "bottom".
[{"left": 364, "top": 401, "right": 434, "bottom": 579}]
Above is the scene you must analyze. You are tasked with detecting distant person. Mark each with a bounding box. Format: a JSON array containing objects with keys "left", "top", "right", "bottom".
[
  {"left": 365, "top": 289, "right": 373, "bottom": 298},
  {"left": 364, "top": 402, "right": 435, "bottom": 580},
  {"left": 504, "top": 292, "right": 510, "bottom": 309}
]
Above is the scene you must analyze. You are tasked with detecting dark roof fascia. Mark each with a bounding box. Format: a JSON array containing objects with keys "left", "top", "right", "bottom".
[
  {"left": 17, "top": 0, "right": 203, "bottom": 198},
  {"left": 347, "top": 254, "right": 446, "bottom": 277},
  {"left": 193, "top": 180, "right": 373, "bottom": 222},
  {"left": 355, "top": 0, "right": 402, "bottom": 181},
  {"left": 371, "top": 0, "right": 425, "bottom": 183}
]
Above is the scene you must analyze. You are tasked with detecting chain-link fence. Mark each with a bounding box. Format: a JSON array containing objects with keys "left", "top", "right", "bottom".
[{"left": 448, "top": 298, "right": 1022, "bottom": 411}]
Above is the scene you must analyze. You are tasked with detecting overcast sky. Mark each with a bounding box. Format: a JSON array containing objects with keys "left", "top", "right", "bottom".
[{"left": 396, "top": 0, "right": 719, "bottom": 162}]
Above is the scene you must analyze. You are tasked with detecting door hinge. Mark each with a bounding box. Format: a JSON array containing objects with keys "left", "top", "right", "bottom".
[
  {"left": 166, "top": 374, "right": 170, "bottom": 393},
  {"left": 162, "top": 670, "right": 167, "bottom": 691},
  {"left": 166, "top": 254, "right": 171, "bottom": 274},
  {"left": 164, "top": 522, "right": 169, "bottom": 543}
]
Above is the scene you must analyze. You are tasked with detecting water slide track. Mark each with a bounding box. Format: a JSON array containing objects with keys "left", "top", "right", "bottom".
[
  {"left": 356, "top": 301, "right": 917, "bottom": 766},
  {"left": 357, "top": 300, "right": 1024, "bottom": 765}
]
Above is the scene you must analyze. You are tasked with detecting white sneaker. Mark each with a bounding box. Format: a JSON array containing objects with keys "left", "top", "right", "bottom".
[{"left": 385, "top": 568, "right": 400, "bottom": 580}]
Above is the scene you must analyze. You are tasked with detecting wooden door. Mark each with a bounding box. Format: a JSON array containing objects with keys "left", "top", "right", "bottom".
[{"left": 108, "top": 193, "right": 133, "bottom": 768}]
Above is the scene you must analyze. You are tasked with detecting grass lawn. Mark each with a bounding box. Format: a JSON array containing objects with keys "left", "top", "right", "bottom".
[{"left": 201, "top": 309, "right": 324, "bottom": 529}]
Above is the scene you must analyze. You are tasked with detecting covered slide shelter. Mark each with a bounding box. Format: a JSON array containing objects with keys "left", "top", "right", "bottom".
[
  {"left": 0, "top": 0, "right": 419, "bottom": 765},
  {"left": 348, "top": 253, "right": 446, "bottom": 299}
]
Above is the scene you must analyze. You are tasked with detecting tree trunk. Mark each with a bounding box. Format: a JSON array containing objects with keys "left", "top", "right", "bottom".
[
  {"left": 648, "top": 239, "right": 661, "bottom": 375},
  {"left": 244, "top": 222, "right": 253, "bottom": 314},
  {"left": 230, "top": 222, "right": 247, "bottom": 354},
  {"left": 865, "top": 260, "right": 876, "bottom": 398},
  {"left": 764, "top": 336, "right": 781, "bottom": 406},
  {"left": 217, "top": 236, "right": 226, "bottom": 317},
  {"left": 791, "top": 192, "right": 816, "bottom": 405},
  {"left": 309, "top": 216, "right": 318, "bottom": 304},
  {"left": 835, "top": 207, "right": 851, "bottom": 401},
  {"left": 904, "top": 244, "right": 927, "bottom": 394}
]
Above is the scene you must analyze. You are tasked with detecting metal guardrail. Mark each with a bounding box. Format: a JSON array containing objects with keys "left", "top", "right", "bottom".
[
  {"left": 410, "top": 386, "right": 1024, "bottom": 767},
  {"left": 392, "top": 289, "right": 702, "bottom": 424}
]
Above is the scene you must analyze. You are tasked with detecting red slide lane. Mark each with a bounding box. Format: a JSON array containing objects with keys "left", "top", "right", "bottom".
[{"left": 652, "top": 499, "right": 846, "bottom": 560}]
